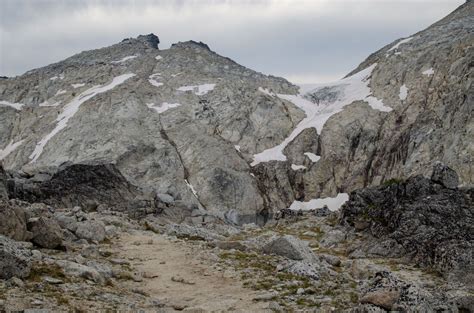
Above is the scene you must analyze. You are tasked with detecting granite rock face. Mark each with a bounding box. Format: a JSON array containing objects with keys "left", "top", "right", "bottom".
[{"left": 340, "top": 167, "right": 473, "bottom": 284}]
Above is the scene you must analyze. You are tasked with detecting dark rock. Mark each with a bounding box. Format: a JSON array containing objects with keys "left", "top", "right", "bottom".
[
  {"left": 136, "top": 33, "right": 160, "bottom": 49},
  {"left": 27, "top": 216, "right": 63, "bottom": 249},
  {"left": 431, "top": 162, "right": 459, "bottom": 189},
  {"left": 0, "top": 235, "right": 32, "bottom": 279},
  {"left": 0, "top": 163, "right": 8, "bottom": 200},
  {"left": 340, "top": 174, "right": 473, "bottom": 283},
  {"left": 0, "top": 201, "right": 29, "bottom": 241}
]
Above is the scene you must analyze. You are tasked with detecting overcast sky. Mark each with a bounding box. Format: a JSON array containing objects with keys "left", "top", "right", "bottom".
[{"left": 0, "top": 0, "right": 464, "bottom": 83}]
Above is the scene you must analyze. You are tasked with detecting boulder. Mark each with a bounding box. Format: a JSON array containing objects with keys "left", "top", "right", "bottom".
[
  {"left": 27, "top": 217, "right": 64, "bottom": 249},
  {"left": 0, "top": 235, "right": 32, "bottom": 279},
  {"left": 0, "top": 164, "right": 8, "bottom": 200},
  {"left": 360, "top": 289, "right": 401, "bottom": 310},
  {"left": 56, "top": 260, "right": 104, "bottom": 283},
  {"left": 75, "top": 220, "right": 106, "bottom": 242},
  {"left": 262, "top": 235, "right": 314, "bottom": 261},
  {"left": 0, "top": 201, "right": 29, "bottom": 241},
  {"left": 431, "top": 162, "right": 459, "bottom": 189}
]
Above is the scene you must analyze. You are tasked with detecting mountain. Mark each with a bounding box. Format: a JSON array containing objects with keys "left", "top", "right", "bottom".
[{"left": 0, "top": 2, "right": 473, "bottom": 225}]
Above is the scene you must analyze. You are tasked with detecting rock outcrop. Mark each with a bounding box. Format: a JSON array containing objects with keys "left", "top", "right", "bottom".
[
  {"left": 340, "top": 165, "right": 473, "bottom": 284},
  {"left": 0, "top": 235, "right": 32, "bottom": 279}
]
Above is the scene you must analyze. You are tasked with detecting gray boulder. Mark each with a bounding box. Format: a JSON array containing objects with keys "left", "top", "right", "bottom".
[
  {"left": 431, "top": 162, "right": 459, "bottom": 189},
  {"left": 0, "top": 201, "right": 30, "bottom": 241},
  {"left": 0, "top": 164, "right": 7, "bottom": 200},
  {"left": 27, "top": 216, "right": 63, "bottom": 249},
  {"left": 262, "top": 235, "right": 314, "bottom": 261},
  {"left": 0, "top": 235, "right": 32, "bottom": 279},
  {"left": 75, "top": 220, "right": 106, "bottom": 242},
  {"left": 56, "top": 260, "right": 104, "bottom": 283}
]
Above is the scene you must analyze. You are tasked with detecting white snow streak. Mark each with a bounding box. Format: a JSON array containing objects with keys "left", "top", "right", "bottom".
[
  {"left": 0, "top": 140, "right": 24, "bottom": 160},
  {"left": 55, "top": 90, "right": 67, "bottom": 96},
  {"left": 71, "top": 83, "right": 85, "bottom": 88},
  {"left": 0, "top": 100, "right": 24, "bottom": 110},
  {"left": 399, "top": 84, "right": 408, "bottom": 101},
  {"left": 304, "top": 152, "right": 320, "bottom": 163},
  {"left": 288, "top": 193, "right": 349, "bottom": 212},
  {"left": 155, "top": 55, "right": 163, "bottom": 60},
  {"left": 251, "top": 64, "right": 391, "bottom": 166},
  {"left": 291, "top": 164, "right": 307, "bottom": 171},
  {"left": 148, "top": 73, "right": 163, "bottom": 87},
  {"left": 234, "top": 145, "right": 241, "bottom": 152},
  {"left": 29, "top": 73, "right": 136, "bottom": 162},
  {"left": 177, "top": 83, "right": 216, "bottom": 96},
  {"left": 422, "top": 68, "right": 434, "bottom": 76},
  {"left": 258, "top": 87, "right": 276, "bottom": 97},
  {"left": 39, "top": 101, "right": 61, "bottom": 107},
  {"left": 185, "top": 179, "right": 199, "bottom": 198},
  {"left": 147, "top": 102, "right": 181, "bottom": 114},
  {"left": 388, "top": 37, "right": 413, "bottom": 52},
  {"left": 111, "top": 55, "right": 137, "bottom": 64},
  {"left": 50, "top": 74, "right": 64, "bottom": 81}
]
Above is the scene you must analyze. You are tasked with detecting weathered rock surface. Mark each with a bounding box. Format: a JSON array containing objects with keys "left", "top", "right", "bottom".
[
  {"left": 0, "top": 201, "right": 29, "bottom": 241},
  {"left": 262, "top": 235, "right": 314, "bottom": 261},
  {"left": 340, "top": 170, "right": 474, "bottom": 284},
  {"left": 0, "top": 164, "right": 8, "bottom": 200},
  {"left": 27, "top": 216, "right": 63, "bottom": 249},
  {"left": 0, "top": 235, "right": 32, "bottom": 279}
]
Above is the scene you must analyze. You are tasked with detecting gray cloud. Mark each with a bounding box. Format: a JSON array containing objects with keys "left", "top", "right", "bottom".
[{"left": 0, "top": 0, "right": 464, "bottom": 83}]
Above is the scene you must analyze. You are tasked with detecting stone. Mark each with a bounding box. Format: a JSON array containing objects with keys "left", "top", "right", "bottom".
[
  {"left": 0, "top": 164, "right": 8, "bottom": 200},
  {"left": 0, "top": 235, "right": 32, "bottom": 279},
  {"left": 0, "top": 201, "right": 30, "bottom": 241},
  {"left": 262, "top": 235, "right": 314, "bottom": 261},
  {"left": 75, "top": 220, "right": 106, "bottom": 242},
  {"left": 431, "top": 162, "right": 459, "bottom": 189},
  {"left": 360, "top": 289, "right": 401, "bottom": 310},
  {"left": 56, "top": 260, "right": 104, "bottom": 283},
  {"left": 27, "top": 216, "right": 63, "bottom": 249}
]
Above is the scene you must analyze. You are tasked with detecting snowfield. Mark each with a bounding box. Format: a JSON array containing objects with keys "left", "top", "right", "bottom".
[
  {"left": 251, "top": 63, "right": 391, "bottom": 166},
  {"left": 111, "top": 55, "right": 137, "bottom": 64},
  {"left": 0, "top": 140, "right": 25, "bottom": 160},
  {"left": 147, "top": 102, "right": 181, "bottom": 114},
  {"left": 0, "top": 100, "right": 24, "bottom": 110},
  {"left": 29, "top": 73, "right": 136, "bottom": 162},
  {"left": 399, "top": 84, "right": 409, "bottom": 100},
  {"left": 288, "top": 193, "right": 349, "bottom": 212},
  {"left": 177, "top": 84, "right": 216, "bottom": 96}
]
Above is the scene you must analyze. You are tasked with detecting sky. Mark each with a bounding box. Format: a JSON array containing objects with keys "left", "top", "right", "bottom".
[{"left": 0, "top": 0, "right": 465, "bottom": 84}]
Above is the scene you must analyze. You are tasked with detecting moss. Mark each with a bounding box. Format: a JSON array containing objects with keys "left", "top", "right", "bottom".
[
  {"left": 28, "top": 264, "right": 69, "bottom": 283},
  {"left": 383, "top": 178, "right": 403, "bottom": 186},
  {"left": 349, "top": 292, "right": 359, "bottom": 303}
]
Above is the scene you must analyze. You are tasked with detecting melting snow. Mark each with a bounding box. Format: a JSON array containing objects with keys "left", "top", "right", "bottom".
[
  {"left": 0, "top": 140, "right": 24, "bottom": 160},
  {"left": 234, "top": 145, "right": 241, "bottom": 152},
  {"left": 71, "top": 83, "right": 85, "bottom": 88},
  {"left": 177, "top": 83, "right": 216, "bottom": 96},
  {"left": 29, "top": 73, "right": 136, "bottom": 162},
  {"left": 50, "top": 74, "right": 64, "bottom": 81},
  {"left": 55, "top": 90, "right": 67, "bottom": 96},
  {"left": 147, "top": 102, "right": 181, "bottom": 114},
  {"left": 422, "top": 68, "right": 434, "bottom": 76},
  {"left": 148, "top": 73, "right": 163, "bottom": 87},
  {"left": 0, "top": 100, "right": 24, "bottom": 110},
  {"left": 185, "top": 179, "right": 199, "bottom": 198},
  {"left": 388, "top": 37, "right": 413, "bottom": 52},
  {"left": 111, "top": 55, "right": 137, "bottom": 64},
  {"left": 304, "top": 152, "right": 320, "bottom": 163},
  {"left": 39, "top": 101, "right": 61, "bottom": 107},
  {"left": 258, "top": 87, "right": 276, "bottom": 97},
  {"left": 291, "top": 164, "right": 307, "bottom": 171},
  {"left": 399, "top": 84, "right": 408, "bottom": 101},
  {"left": 251, "top": 63, "right": 391, "bottom": 166},
  {"left": 288, "top": 193, "right": 349, "bottom": 212},
  {"left": 155, "top": 55, "right": 163, "bottom": 60}
]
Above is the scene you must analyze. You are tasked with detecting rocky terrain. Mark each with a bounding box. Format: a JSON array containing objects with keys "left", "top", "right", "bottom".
[{"left": 0, "top": 1, "right": 473, "bottom": 312}]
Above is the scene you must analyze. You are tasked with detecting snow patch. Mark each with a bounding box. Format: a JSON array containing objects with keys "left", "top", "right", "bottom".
[
  {"left": 155, "top": 55, "right": 163, "bottom": 60},
  {"left": 234, "top": 145, "right": 241, "bottom": 152},
  {"left": 177, "top": 83, "right": 216, "bottom": 96},
  {"left": 185, "top": 179, "right": 199, "bottom": 198},
  {"left": 258, "top": 87, "right": 276, "bottom": 97},
  {"left": 71, "top": 83, "right": 85, "bottom": 89},
  {"left": 0, "top": 140, "right": 24, "bottom": 160},
  {"left": 304, "top": 152, "right": 320, "bottom": 163},
  {"left": 148, "top": 73, "right": 163, "bottom": 87},
  {"left": 147, "top": 102, "right": 181, "bottom": 114},
  {"left": 111, "top": 55, "right": 137, "bottom": 64},
  {"left": 399, "top": 84, "right": 408, "bottom": 101},
  {"left": 50, "top": 74, "right": 64, "bottom": 81},
  {"left": 29, "top": 73, "right": 136, "bottom": 162},
  {"left": 291, "top": 164, "right": 306, "bottom": 171},
  {"left": 39, "top": 101, "right": 61, "bottom": 107},
  {"left": 55, "top": 90, "right": 67, "bottom": 96},
  {"left": 251, "top": 64, "right": 391, "bottom": 166},
  {"left": 388, "top": 37, "right": 413, "bottom": 52},
  {"left": 0, "top": 100, "right": 24, "bottom": 110},
  {"left": 422, "top": 68, "right": 434, "bottom": 76},
  {"left": 288, "top": 193, "right": 349, "bottom": 212}
]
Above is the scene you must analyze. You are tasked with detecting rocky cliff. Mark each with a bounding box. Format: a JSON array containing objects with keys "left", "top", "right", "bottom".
[{"left": 0, "top": 2, "right": 473, "bottom": 223}]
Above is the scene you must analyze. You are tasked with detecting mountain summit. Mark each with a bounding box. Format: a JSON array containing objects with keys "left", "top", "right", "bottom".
[{"left": 0, "top": 2, "right": 472, "bottom": 224}]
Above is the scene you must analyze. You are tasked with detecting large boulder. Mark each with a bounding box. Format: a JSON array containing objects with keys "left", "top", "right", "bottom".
[
  {"left": 0, "top": 163, "right": 7, "bottom": 200},
  {"left": 431, "top": 162, "right": 459, "bottom": 189},
  {"left": 340, "top": 169, "right": 473, "bottom": 283},
  {"left": 262, "top": 235, "right": 314, "bottom": 261},
  {"left": 0, "top": 201, "right": 29, "bottom": 241},
  {"left": 75, "top": 220, "right": 106, "bottom": 242},
  {"left": 0, "top": 235, "right": 32, "bottom": 279},
  {"left": 27, "top": 216, "right": 64, "bottom": 249}
]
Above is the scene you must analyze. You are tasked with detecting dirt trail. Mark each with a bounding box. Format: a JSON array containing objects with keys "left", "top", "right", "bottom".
[{"left": 114, "top": 231, "right": 270, "bottom": 312}]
